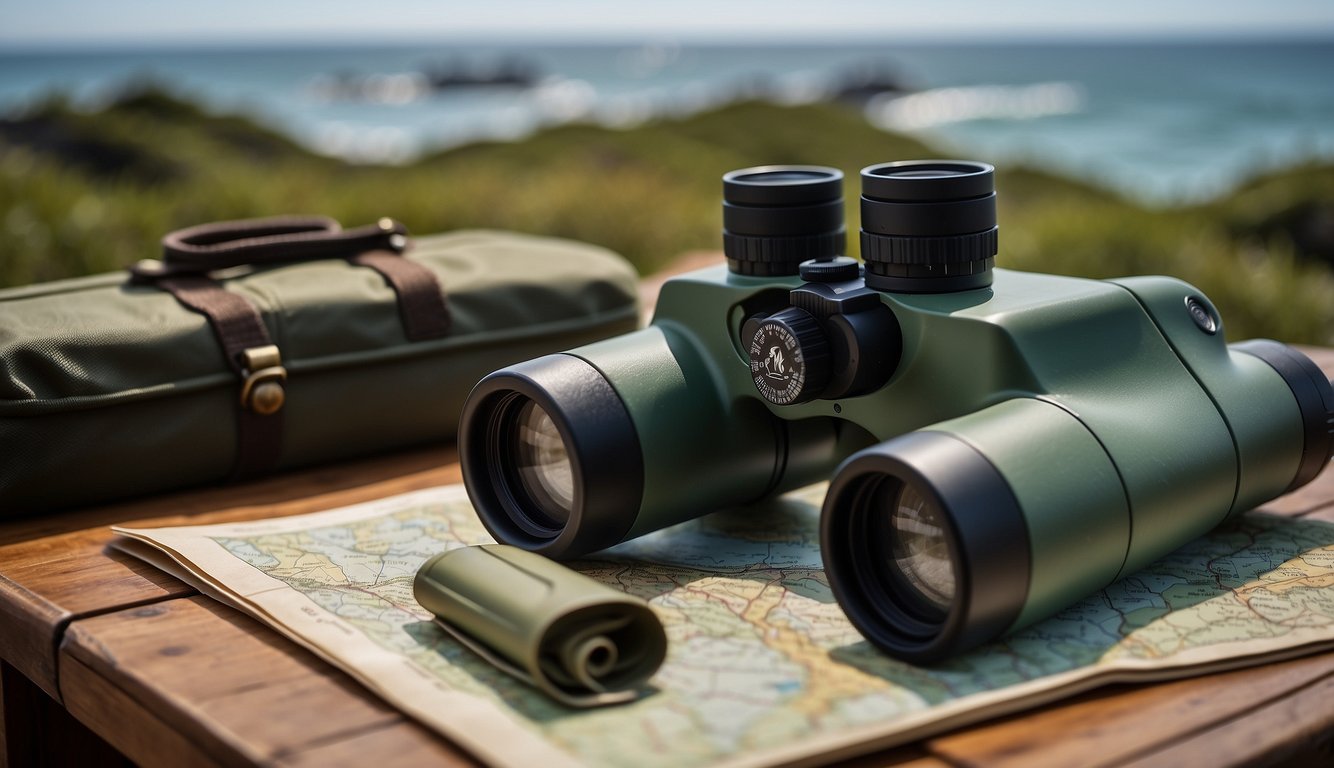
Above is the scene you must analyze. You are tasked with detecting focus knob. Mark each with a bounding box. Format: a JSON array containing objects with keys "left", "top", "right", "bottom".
[
  {"left": 799, "top": 256, "right": 861, "bottom": 283},
  {"left": 747, "top": 308, "right": 831, "bottom": 405}
]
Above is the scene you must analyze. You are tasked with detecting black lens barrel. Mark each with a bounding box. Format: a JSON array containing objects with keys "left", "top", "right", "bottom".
[
  {"left": 723, "top": 166, "right": 847, "bottom": 276},
  {"left": 821, "top": 430, "right": 1030, "bottom": 663},
  {"left": 860, "top": 160, "right": 998, "bottom": 293},
  {"left": 1230, "top": 339, "right": 1334, "bottom": 492},
  {"left": 460, "top": 354, "right": 645, "bottom": 559}
]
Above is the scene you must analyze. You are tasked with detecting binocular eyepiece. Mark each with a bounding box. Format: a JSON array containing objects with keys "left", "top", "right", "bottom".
[
  {"left": 461, "top": 159, "right": 1334, "bottom": 664},
  {"left": 722, "top": 166, "right": 846, "bottom": 276},
  {"left": 723, "top": 160, "right": 998, "bottom": 292}
]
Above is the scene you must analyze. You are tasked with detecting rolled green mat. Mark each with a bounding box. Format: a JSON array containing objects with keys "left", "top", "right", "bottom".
[{"left": 414, "top": 544, "right": 667, "bottom": 707}]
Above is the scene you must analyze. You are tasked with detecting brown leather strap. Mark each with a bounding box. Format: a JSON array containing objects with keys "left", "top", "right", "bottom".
[
  {"left": 350, "top": 249, "right": 452, "bottom": 341},
  {"left": 156, "top": 276, "right": 284, "bottom": 479},
  {"left": 157, "top": 276, "right": 270, "bottom": 373},
  {"left": 132, "top": 215, "right": 451, "bottom": 483},
  {"left": 158, "top": 215, "right": 405, "bottom": 273},
  {"left": 134, "top": 215, "right": 450, "bottom": 342}
]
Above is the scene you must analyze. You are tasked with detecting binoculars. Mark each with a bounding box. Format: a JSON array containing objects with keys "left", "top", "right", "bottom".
[{"left": 459, "top": 160, "right": 1334, "bottom": 663}]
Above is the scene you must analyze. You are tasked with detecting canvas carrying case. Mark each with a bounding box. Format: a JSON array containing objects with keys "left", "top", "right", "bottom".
[{"left": 0, "top": 216, "right": 640, "bottom": 514}]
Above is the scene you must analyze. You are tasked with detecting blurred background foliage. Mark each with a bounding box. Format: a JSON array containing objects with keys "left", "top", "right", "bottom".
[{"left": 1, "top": 84, "right": 1331, "bottom": 343}]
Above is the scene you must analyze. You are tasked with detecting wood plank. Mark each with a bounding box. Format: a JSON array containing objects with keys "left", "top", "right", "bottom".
[
  {"left": 60, "top": 596, "right": 473, "bottom": 768},
  {"left": 0, "top": 530, "right": 197, "bottom": 698},
  {"left": 0, "top": 444, "right": 458, "bottom": 697},
  {"left": 825, "top": 746, "right": 953, "bottom": 768},
  {"left": 0, "top": 573, "right": 70, "bottom": 700},
  {"left": 922, "top": 652, "right": 1334, "bottom": 768},
  {"left": 271, "top": 721, "right": 481, "bottom": 768},
  {"left": 0, "top": 444, "right": 458, "bottom": 547},
  {"left": 63, "top": 591, "right": 946, "bottom": 768},
  {"left": 1113, "top": 670, "right": 1334, "bottom": 768},
  {"left": 61, "top": 655, "right": 226, "bottom": 768}
]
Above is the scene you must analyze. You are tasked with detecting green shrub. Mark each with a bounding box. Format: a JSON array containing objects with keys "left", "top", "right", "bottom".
[{"left": 2, "top": 86, "right": 1331, "bottom": 343}]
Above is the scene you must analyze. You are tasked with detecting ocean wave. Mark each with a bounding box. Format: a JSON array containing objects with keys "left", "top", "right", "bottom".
[{"left": 865, "top": 82, "right": 1085, "bottom": 131}]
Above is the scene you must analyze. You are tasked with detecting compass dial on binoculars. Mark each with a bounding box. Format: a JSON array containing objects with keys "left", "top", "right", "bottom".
[{"left": 747, "top": 309, "right": 831, "bottom": 405}]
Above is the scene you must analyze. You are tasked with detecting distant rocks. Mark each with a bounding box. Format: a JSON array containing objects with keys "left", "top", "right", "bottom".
[
  {"left": 308, "top": 56, "right": 542, "bottom": 104},
  {"left": 423, "top": 56, "right": 541, "bottom": 91},
  {"left": 830, "top": 60, "right": 915, "bottom": 106}
]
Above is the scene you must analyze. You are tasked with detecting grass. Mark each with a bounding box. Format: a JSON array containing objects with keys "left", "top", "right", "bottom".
[{"left": 1, "top": 85, "right": 1332, "bottom": 344}]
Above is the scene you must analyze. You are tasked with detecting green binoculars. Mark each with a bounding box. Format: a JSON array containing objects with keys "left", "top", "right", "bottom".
[{"left": 459, "top": 160, "right": 1334, "bottom": 663}]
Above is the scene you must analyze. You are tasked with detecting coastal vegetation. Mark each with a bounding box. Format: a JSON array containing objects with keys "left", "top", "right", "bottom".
[{"left": 1, "top": 85, "right": 1331, "bottom": 343}]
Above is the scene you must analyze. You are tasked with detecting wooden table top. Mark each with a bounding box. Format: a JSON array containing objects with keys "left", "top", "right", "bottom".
[{"left": 1, "top": 274, "right": 1331, "bottom": 767}]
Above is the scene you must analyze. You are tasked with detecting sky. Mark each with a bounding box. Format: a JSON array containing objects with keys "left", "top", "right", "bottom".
[{"left": 3, "top": 0, "right": 1334, "bottom": 48}]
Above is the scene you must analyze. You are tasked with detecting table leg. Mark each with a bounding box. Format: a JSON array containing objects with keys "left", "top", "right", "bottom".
[{"left": 1, "top": 661, "right": 127, "bottom": 767}]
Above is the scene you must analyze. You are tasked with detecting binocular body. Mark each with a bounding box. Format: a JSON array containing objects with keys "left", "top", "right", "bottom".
[{"left": 460, "top": 161, "right": 1332, "bottom": 662}]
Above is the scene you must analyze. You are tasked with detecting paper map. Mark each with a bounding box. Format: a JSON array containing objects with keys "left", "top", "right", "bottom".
[{"left": 112, "top": 483, "right": 1334, "bottom": 768}]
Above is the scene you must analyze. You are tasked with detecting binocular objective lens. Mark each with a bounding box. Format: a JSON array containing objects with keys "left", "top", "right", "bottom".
[
  {"left": 513, "top": 400, "right": 575, "bottom": 527},
  {"left": 822, "top": 431, "right": 1034, "bottom": 661},
  {"left": 887, "top": 484, "right": 956, "bottom": 612},
  {"left": 462, "top": 353, "right": 645, "bottom": 558}
]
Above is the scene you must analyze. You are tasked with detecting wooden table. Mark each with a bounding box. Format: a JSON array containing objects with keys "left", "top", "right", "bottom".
[{"left": 2, "top": 296, "right": 1332, "bottom": 767}]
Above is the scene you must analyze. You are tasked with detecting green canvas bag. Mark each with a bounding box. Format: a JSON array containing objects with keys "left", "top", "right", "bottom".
[{"left": 0, "top": 217, "right": 640, "bottom": 514}]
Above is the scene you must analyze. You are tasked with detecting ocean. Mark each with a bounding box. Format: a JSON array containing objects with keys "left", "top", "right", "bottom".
[{"left": 2, "top": 39, "right": 1332, "bottom": 204}]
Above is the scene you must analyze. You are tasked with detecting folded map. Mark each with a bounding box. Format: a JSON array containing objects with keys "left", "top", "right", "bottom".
[{"left": 111, "top": 483, "right": 1334, "bottom": 768}]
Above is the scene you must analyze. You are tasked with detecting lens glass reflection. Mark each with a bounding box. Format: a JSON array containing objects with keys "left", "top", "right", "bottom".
[
  {"left": 888, "top": 483, "right": 955, "bottom": 612},
  {"left": 514, "top": 400, "right": 574, "bottom": 526},
  {"left": 739, "top": 170, "right": 835, "bottom": 184}
]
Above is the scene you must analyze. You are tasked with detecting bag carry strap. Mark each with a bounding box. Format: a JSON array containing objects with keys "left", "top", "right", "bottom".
[
  {"left": 131, "top": 215, "right": 451, "bottom": 480},
  {"left": 161, "top": 215, "right": 387, "bottom": 270},
  {"left": 349, "top": 249, "right": 452, "bottom": 341},
  {"left": 154, "top": 274, "right": 286, "bottom": 479},
  {"left": 134, "top": 215, "right": 452, "bottom": 342}
]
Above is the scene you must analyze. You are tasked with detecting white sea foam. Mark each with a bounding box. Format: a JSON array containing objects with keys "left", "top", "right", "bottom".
[
  {"left": 531, "top": 77, "right": 597, "bottom": 122},
  {"left": 865, "top": 82, "right": 1085, "bottom": 131}
]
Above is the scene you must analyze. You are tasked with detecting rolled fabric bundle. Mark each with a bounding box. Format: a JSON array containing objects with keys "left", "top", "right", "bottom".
[
  {"left": 414, "top": 544, "right": 667, "bottom": 707},
  {"left": 0, "top": 225, "right": 640, "bottom": 514}
]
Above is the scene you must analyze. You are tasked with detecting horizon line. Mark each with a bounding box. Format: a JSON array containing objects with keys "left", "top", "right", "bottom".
[{"left": 4, "top": 29, "right": 1334, "bottom": 54}]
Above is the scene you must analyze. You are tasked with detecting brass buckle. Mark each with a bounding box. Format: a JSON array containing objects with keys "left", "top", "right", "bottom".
[{"left": 239, "top": 345, "right": 287, "bottom": 416}]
